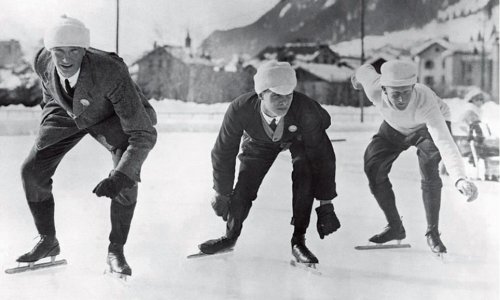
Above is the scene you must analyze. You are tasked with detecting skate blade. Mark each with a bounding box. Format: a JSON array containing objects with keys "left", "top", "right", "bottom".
[
  {"left": 355, "top": 240, "right": 411, "bottom": 250},
  {"left": 289, "top": 260, "right": 322, "bottom": 275},
  {"left": 5, "top": 256, "right": 67, "bottom": 274},
  {"left": 187, "top": 248, "right": 234, "bottom": 259},
  {"left": 104, "top": 266, "right": 130, "bottom": 281},
  {"left": 432, "top": 251, "right": 447, "bottom": 263}
]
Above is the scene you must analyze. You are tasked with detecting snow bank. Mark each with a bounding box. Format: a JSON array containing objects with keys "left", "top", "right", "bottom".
[{"left": 0, "top": 69, "right": 22, "bottom": 89}]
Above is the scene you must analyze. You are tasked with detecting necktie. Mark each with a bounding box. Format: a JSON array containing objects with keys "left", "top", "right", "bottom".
[
  {"left": 270, "top": 118, "right": 277, "bottom": 131},
  {"left": 64, "top": 79, "right": 74, "bottom": 97}
]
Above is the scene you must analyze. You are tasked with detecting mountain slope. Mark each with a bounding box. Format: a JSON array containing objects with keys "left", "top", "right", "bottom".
[{"left": 200, "top": 0, "right": 497, "bottom": 59}]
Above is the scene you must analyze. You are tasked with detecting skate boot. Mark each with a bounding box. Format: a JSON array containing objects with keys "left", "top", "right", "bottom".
[
  {"left": 199, "top": 236, "right": 237, "bottom": 255},
  {"left": 16, "top": 235, "right": 60, "bottom": 263},
  {"left": 369, "top": 223, "right": 406, "bottom": 244},
  {"left": 425, "top": 226, "right": 447, "bottom": 254},
  {"left": 291, "top": 235, "right": 318, "bottom": 264},
  {"left": 107, "top": 243, "right": 131, "bottom": 277}
]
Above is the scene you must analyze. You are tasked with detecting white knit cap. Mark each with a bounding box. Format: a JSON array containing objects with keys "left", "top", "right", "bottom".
[
  {"left": 254, "top": 60, "right": 297, "bottom": 95},
  {"left": 44, "top": 15, "right": 90, "bottom": 50},
  {"left": 380, "top": 60, "right": 417, "bottom": 87},
  {"left": 464, "top": 87, "right": 489, "bottom": 103}
]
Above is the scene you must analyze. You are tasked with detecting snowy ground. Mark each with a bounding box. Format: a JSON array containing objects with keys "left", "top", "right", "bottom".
[{"left": 0, "top": 123, "right": 498, "bottom": 299}]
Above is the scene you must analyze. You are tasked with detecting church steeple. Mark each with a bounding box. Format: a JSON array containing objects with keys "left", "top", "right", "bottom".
[{"left": 185, "top": 30, "right": 192, "bottom": 49}]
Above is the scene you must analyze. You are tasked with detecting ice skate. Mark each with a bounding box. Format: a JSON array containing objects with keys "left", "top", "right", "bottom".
[
  {"left": 290, "top": 235, "right": 318, "bottom": 265},
  {"left": 289, "top": 235, "right": 321, "bottom": 274},
  {"left": 355, "top": 223, "right": 411, "bottom": 250},
  {"left": 5, "top": 235, "right": 67, "bottom": 274},
  {"left": 369, "top": 223, "right": 406, "bottom": 244},
  {"left": 426, "top": 226, "right": 447, "bottom": 258},
  {"left": 188, "top": 236, "right": 236, "bottom": 258},
  {"left": 105, "top": 243, "right": 131, "bottom": 280}
]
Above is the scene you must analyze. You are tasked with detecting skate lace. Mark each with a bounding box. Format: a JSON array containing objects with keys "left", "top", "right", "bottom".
[
  {"left": 28, "top": 235, "right": 46, "bottom": 253},
  {"left": 425, "top": 229, "right": 442, "bottom": 241},
  {"left": 33, "top": 235, "right": 46, "bottom": 243}
]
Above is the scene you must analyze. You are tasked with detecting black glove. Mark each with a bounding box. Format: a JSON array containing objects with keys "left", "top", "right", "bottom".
[
  {"left": 93, "top": 170, "right": 135, "bottom": 199},
  {"left": 211, "top": 192, "right": 231, "bottom": 221},
  {"left": 315, "top": 203, "right": 340, "bottom": 239}
]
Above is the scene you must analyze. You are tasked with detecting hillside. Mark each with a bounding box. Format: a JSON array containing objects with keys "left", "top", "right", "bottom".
[{"left": 200, "top": 0, "right": 499, "bottom": 59}]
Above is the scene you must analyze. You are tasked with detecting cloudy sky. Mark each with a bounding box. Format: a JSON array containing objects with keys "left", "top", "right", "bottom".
[{"left": 0, "top": 0, "right": 279, "bottom": 61}]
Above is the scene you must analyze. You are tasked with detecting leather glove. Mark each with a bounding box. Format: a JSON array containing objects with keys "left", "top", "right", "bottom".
[
  {"left": 456, "top": 179, "right": 479, "bottom": 202},
  {"left": 315, "top": 203, "right": 341, "bottom": 239},
  {"left": 211, "top": 192, "right": 232, "bottom": 221},
  {"left": 93, "top": 170, "right": 135, "bottom": 199}
]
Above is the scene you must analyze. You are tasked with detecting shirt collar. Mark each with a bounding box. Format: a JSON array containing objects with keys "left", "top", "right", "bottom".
[
  {"left": 260, "top": 105, "right": 282, "bottom": 124},
  {"left": 57, "top": 68, "right": 81, "bottom": 88}
]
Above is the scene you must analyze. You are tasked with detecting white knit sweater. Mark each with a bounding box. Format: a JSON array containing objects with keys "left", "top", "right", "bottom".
[{"left": 356, "top": 64, "right": 466, "bottom": 183}]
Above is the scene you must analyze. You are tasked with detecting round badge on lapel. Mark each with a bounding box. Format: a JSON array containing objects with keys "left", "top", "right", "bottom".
[
  {"left": 80, "top": 99, "right": 90, "bottom": 106},
  {"left": 288, "top": 125, "right": 297, "bottom": 132}
]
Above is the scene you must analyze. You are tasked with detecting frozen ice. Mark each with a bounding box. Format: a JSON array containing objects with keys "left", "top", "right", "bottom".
[{"left": 0, "top": 128, "right": 498, "bottom": 299}]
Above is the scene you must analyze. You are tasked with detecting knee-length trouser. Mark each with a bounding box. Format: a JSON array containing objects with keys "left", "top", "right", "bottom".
[
  {"left": 225, "top": 141, "right": 315, "bottom": 239},
  {"left": 364, "top": 121, "right": 443, "bottom": 229},
  {"left": 21, "top": 130, "right": 137, "bottom": 245}
]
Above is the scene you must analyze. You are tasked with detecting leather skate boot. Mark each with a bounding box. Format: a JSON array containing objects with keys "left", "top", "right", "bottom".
[
  {"left": 199, "top": 236, "right": 237, "bottom": 255},
  {"left": 17, "top": 235, "right": 60, "bottom": 263},
  {"left": 107, "top": 243, "right": 131, "bottom": 276},
  {"left": 369, "top": 223, "right": 406, "bottom": 244},
  {"left": 198, "top": 198, "right": 249, "bottom": 255},
  {"left": 425, "top": 225, "right": 447, "bottom": 254},
  {"left": 291, "top": 235, "right": 318, "bottom": 264}
]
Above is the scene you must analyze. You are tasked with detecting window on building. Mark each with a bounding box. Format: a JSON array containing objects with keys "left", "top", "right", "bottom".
[
  {"left": 425, "top": 60, "right": 434, "bottom": 69},
  {"left": 424, "top": 76, "right": 434, "bottom": 86},
  {"left": 467, "top": 64, "right": 473, "bottom": 72},
  {"left": 435, "top": 47, "right": 441, "bottom": 52},
  {"left": 441, "top": 75, "right": 445, "bottom": 84}
]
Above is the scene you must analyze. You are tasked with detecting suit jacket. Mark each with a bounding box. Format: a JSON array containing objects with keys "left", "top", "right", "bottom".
[
  {"left": 212, "top": 91, "right": 337, "bottom": 200},
  {"left": 33, "top": 47, "right": 157, "bottom": 182}
]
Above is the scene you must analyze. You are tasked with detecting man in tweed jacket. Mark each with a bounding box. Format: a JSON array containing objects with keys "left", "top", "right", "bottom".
[{"left": 16, "top": 16, "right": 157, "bottom": 277}]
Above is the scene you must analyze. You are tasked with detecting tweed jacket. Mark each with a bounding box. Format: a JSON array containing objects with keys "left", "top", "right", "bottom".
[
  {"left": 33, "top": 47, "right": 157, "bottom": 182},
  {"left": 212, "top": 91, "right": 337, "bottom": 200}
]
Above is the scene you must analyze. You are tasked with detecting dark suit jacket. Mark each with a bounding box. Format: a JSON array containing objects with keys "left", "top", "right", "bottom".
[
  {"left": 212, "top": 91, "right": 337, "bottom": 200},
  {"left": 33, "top": 47, "right": 157, "bottom": 181}
]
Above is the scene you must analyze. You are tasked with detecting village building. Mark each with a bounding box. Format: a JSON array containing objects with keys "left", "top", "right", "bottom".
[
  {"left": 0, "top": 40, "right": 23, "bottom": 67},
  {"left": 294, "top": 62, "right": 357, "bottom": 106},
  {"left": 256, "top": 42, "right": 340, "bottom": 65},
  {"left": 412, "top": 37, "right": 496, "bottom": 98},
  {"left": 131, "top": 33, "right": 255, "bottom": 103}
]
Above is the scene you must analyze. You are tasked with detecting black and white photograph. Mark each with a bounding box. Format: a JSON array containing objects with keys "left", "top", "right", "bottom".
[{"left": 0, "top": 0, "right": 498, "bottom": 299}]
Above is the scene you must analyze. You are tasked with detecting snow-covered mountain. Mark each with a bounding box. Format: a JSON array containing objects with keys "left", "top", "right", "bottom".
[{"left": 200, "top": 0, "right": 499, "bottom": 59}]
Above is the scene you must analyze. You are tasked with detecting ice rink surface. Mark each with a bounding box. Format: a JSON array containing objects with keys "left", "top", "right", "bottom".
[{"left": 0, "top": 130, "right": 498, "bottom": 299}]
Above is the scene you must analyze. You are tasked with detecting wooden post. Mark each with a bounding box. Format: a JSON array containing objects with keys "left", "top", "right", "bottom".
[
  {"left": 116, "top": 0, "right": 120, "bottom": 54},
  {"left": 359, "top": 0, "right": 365, "bottom": 123}
]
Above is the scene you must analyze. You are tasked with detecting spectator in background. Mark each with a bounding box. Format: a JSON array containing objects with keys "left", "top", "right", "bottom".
[{"left": 458, "top": 88, "right": 499, "bottom": 181}]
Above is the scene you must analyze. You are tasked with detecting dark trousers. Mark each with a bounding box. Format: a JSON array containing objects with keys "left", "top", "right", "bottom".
[
  {"left": 21, "top": 130, "right": 137, "bottom": 246},
  {"left": 226, "top": 141, "right": 315, "bottom": 239},
  {"left": 364, "top": 121, "right": 443, "bottom": 229}
]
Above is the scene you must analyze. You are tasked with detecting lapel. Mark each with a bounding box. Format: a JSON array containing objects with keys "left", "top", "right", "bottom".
[
  {"left": 72, "top": 55, "right": 96, "bottom": 117},
  {"left": 282, "top": 103, "right": 299, "bottom": 141},
  {"left": 48, "top": 65, "right": 72, "bottom": 113}
]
